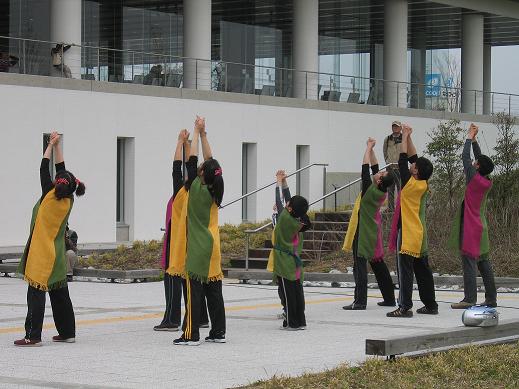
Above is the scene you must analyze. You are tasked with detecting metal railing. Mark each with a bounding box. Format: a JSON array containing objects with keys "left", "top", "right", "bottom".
[
  {"left": 220, "top": 162, "right": 328, "bottom": 209},
  {"left": 2, "top": 35, "right": 519, "bottom": 116},
  {"left": 242, "top": 163, "right": 396, "bottom": 270}
]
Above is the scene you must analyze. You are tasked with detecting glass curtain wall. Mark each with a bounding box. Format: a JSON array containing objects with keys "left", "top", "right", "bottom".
[
  {"left": 82, "top": 0, "right": 183, "bottom": 83},
  {"left": 0, "top": 0, "right": 51, "bottom": 76},
  {"left": 211, "top": 0, "right": 293, "bottom": 96},
  {"left": 318, "top": 0, "right": 371, "bottom": 103}
]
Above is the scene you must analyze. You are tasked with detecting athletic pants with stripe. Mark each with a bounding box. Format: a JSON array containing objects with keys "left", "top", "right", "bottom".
[
  {"left": 25, "top": 285, "right": 75, "bottom": 341},
  {"left": 278, "top": 276, "right": 306, "bottom": 328},
  {"left": 182, "top": 277, "right": 225, "bottom": 341},
  {"left": 161, "top": 274, "right": 209, "bottom": 327}
]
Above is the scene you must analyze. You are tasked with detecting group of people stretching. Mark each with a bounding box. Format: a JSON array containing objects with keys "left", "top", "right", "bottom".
[{"left": 14, "top": 117, "right": 497, "bottom": 346}]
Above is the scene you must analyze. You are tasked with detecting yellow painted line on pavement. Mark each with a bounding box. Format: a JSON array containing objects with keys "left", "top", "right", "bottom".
[{"left": 0, "top": 296, "right": 352, "bottom": 335}]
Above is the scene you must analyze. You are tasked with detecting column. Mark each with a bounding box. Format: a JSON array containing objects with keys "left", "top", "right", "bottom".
[
  {"left": 183, "top": 0, "right": 211, "bottom": 90},
  {"left": 293, "top": 0, "right": 318, "bottom": 99},
  {"left": 483, "top": 44, "right": 492, "bottom": 115},
  {"left": 461, "top": 13, "right": 484, "bottom": 114},
  {"left": 50, "top": 0, "right": 82, "bottom": 79},
  {"left": 410, "top": 30, "right": 426, "bottom": 109},
  {"left": 383, "top": 0, "right": 408, "bottom": 107}
]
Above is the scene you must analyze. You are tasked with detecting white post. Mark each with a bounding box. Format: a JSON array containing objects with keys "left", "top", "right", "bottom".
[
  {"left": 483, "top": 44, "right": 492, "bottom": 115},
  {"left": 183, "top": 0, "right": 211, "bottom": 90},
  {"left": 383, "top": 0, "right": 408, "bottom": 107},
  {"left": 461, "top": 14, "right": 484, "bottom": 114},
  {"left": 50, "top": 0, "right": 82, "bottom": 79},
  {"left": 293, "top": 0, "right": 318, "bottom": 100}
]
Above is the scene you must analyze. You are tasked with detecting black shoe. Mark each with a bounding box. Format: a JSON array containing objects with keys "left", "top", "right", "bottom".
[
  {"left": 377, "top": 301, "right": 396, "bottom": 307},
  {"left": 480, "top": 301, "right": 497, "bottom": 308},
  {"left": 205, "top": 334, "right": 226, "bottom": 343},
  {"left": 386, "top": 307, "right": 413, "bottom": 318},
  {"left": 154, "top": 323, "right": 180, "bottom": 332},
  {"left": 342, "top": 303, "right": 366, "bottom": 311},
  {"left": 173, "top": 336, "right": 200, "bottom": 346},
  {"left": 416, "top": 306, "right": 438, "bottom": 315}
]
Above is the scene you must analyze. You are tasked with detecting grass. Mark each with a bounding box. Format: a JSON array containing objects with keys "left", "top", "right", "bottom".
[
  {"left": 76, "top": 221, "right": 271, "bottom": 271},
  {"left": 243, "top": 343, "right": 519, "bottom": 389}
]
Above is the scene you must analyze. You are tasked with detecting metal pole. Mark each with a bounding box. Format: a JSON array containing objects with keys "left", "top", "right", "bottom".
[
  {"left": 322, "top": 166, "right": 327, "bottom": 210},
  {"left": 396, "top": 82, "right": 399, "bottom": 107},
  {"left": 97, "top": 47, "right": 100, "bottom": 81},
  {"left": 22, "top": 40, "right": 26, "bottom": 74},
  {"left": 61, "top": 43, "right": 64, "bottom": 77},
  {"left": 245, "top": 234, "right": 250, "bottom": 271},
  {"left": 305, "top": 71, "right": 308, "bottom": 99}
]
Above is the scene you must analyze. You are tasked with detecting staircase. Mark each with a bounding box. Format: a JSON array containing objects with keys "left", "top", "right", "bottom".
[{"left": 229, "top": 211, "right": 351, "bottom": 269}]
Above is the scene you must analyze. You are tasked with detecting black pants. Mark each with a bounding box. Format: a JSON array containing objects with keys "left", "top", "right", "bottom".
[
  {"left": 462, "top": 255, "right": 497, "bottom": 304},
  {"left": 25, "top": 285, "right": 75, "bottom": 341},
  {"left": 352, "top": 256, "right": 395, "bottom": 306},
  {"left": 181, "top": 277, "right": 225, "bottom": 341},
  {"left": 278, "top": 276, "right": 306, "bottom": 328},
  {"left": 160, "top": 274, "right": 182, "bottom": 326},
  {"left": 397, "top": 252, "right": 437, "bottom": 311}
]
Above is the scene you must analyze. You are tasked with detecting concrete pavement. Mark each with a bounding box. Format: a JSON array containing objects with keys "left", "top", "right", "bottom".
[{"left": 1, "top": 277, "right": 519, "bottom": 388}]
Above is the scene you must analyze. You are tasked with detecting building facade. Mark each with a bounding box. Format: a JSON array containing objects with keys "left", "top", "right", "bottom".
[{"left": 1, "top": 0, "right": 519, "bottom": 246}]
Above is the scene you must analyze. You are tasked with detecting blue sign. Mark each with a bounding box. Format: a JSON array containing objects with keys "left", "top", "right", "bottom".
[{"left": 425, "top": 74, "right": 441, "bottom": 97}]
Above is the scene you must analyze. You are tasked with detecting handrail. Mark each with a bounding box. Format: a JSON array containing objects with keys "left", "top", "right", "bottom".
[
  {"left": 219, "top": 163, "right": 328, "bottom": 209},
  {"left": 1, "top": 34, "right": 518, "bottom": 98},
  {"left": 241, "top": 163, "right": 397, "bottom": 270}
]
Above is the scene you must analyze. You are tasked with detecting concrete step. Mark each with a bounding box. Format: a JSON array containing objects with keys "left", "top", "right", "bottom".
[
  {"left": 314, "top": 211, "right": 352, "bottom": 222},
  {"left": 264, "top": 239, "right": 343, "bottom": 251},
  {"left": 310, "top": 221, "right": 349, "bottom": 231},
  {"left": 303, "top": 230, "right": 346, "bottom": 241},
  {"left": 248, "top": 248, "right": 333, "bottom": 260},
  {"left": 229, "top": 257, "right": 312, "bottom": 270}
]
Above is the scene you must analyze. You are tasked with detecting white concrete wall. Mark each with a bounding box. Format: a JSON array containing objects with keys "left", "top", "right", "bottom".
[{"left": 0, "top": 82, "right": 499, "bottom": 247}]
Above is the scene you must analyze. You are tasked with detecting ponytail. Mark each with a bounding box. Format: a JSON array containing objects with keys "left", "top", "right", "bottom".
[
  {"left": 201, "top": 158, "right": 224, "bottom": 207},
  {"left": 75, "top": 181, "right": 86, "bottom": 197}
]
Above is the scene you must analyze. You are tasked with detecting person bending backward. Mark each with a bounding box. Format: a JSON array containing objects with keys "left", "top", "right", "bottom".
[
  {"left": 450, "top": 124, "right": 497, "bottom": 309},
  {"left": 174, "top": 116, "right": 226, "bottom": 346},
  {"left": 342, "top": 137, "right": 396, "bottom": 310},
  {"left": 387, "top": 125, "right": 438, "bottom": 318},
  {"left": 155, "top": 129, "right": 209, "bottom": 332},
  {"left": 267, "top": 192, "right": 311, "bottom": 330},
  {"left": 15, "top": 131, "right": 86, "bottom": 347}
]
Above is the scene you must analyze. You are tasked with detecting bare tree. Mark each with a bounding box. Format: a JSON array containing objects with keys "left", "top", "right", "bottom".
[{"left": 434, "top": 51, "right": 461, "bottom": 113}]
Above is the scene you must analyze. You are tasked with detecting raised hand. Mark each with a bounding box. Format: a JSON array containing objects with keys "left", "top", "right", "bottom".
[
  {"left": 468, "top": 123, "right": 479, "bottom": 140},
  {"left": 49, "top": 131, "right": 60, "bottom": 146},
  {"left": 402, "top": 124, "right": 412, "bottom": 136},
  {"left": 178, "top": 129, "right": 189, "bottom": 142},
  {"left": 276, "top": 170, "right": 286, "bottom": 183},
  {"left": 367, "top": 137, "right": 376, "bottom": 148},
  {"left": 195, "top": 115, "right": 206, "bottom": 135}
]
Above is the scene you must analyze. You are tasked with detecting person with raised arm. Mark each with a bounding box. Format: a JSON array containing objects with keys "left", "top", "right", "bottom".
[
  {"left": 155, "top": 129, "right": 210, "bottom": 332},
  {"left": 386, "top": 125, "right": 438, "bottom": 318},
  {"left": 342, "top": 137, "right": 396, "bottom": 310},
  {"left": 174, "top": 116, "right": 226, "bottom": 346},
  {"left": 450, "top": 123, "right": 497, "bottom": 309},
  {"left": 15, "top": 131, "right": 86, "bottom": 346}
]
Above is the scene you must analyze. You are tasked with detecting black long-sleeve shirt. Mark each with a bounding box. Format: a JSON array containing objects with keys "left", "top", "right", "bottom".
[
  {"left": 172, "top": 160, "right": 183, "bottom": 198},
  {"left": 398, "top": 153, "right": 418, "bottom": 187},
  {"left": 361, "top": 163, "right": 379, "bottom": 196},
  {"left": 275, "top": 185, "right": 291, "bottom": 217},
  {"left": 184, "top": 155, "right": 199, "bottom": 192},
  {"left": 462, "top": 140, "right": 482, "bottom": 184},
  {"left": 40, "top": 158, "right": 65, "bottom": 199}
]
